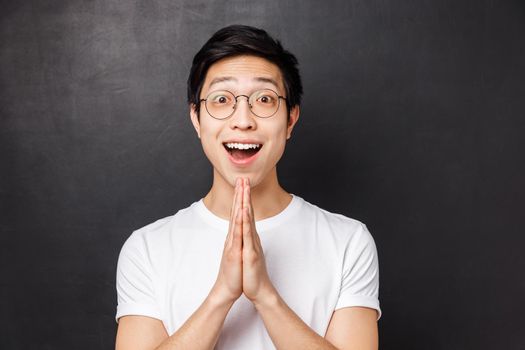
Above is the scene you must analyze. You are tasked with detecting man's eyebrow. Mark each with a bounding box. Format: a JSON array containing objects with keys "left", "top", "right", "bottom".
[
  {"left": 254, "top": 77, "right": 280, "bottom": 90},
  {"left": 208, "top": 77, "right": 236, "bottom": 88},
  {"left": 207, "top": 76, "right": 281, "bottom": 90}
]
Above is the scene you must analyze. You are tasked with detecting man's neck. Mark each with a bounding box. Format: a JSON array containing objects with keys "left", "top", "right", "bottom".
[{"left": 203, "top": 168, "right": 292, "bottom": 222}]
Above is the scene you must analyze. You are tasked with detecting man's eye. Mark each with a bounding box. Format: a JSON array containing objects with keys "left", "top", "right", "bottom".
[
  {"left": 257, "top": 95, "right": 274, "bottom": 104},
  {"left": 212, "top": 95, "right": 230, "bottom": 104}
]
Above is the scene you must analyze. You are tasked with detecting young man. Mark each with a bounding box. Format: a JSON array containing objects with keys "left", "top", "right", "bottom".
[{"left": 115, "top": 25, "right": 381, "bottom": 350}]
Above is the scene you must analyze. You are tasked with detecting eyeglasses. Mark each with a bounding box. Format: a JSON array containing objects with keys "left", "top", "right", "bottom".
[{"left": 199, "top": 89, "right": 287, "bottom": 120}]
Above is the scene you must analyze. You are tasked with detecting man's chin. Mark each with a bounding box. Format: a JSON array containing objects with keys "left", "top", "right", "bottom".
[
  {"left": 215, "top": 166, "right": 270, "bottom": 190},
  {"left": 228, "top": 173, "right": 259, "bottom": 189},
  {"left": 233, "top": 175, "right": 255, "bottom": 187}
]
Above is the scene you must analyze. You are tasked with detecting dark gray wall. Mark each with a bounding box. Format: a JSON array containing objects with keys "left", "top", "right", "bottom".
[{"left": 2, "top": 1, "right": 524, "bottom": 349}]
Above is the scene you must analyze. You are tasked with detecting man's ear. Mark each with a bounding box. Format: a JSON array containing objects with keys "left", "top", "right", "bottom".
[
  {"left": 286, "top": 105, "right": 300, "bottom": 140},
  {"left": 189, "top": 104, "right": 201, "bottom": 139}
]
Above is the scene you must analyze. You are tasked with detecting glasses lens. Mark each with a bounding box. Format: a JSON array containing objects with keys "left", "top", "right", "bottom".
[
  {"left": 205, "top": 90, "right": 235, "bottom": 119},
  {"left": 250, "top": 89, "right": 280, "bottom": 118}
]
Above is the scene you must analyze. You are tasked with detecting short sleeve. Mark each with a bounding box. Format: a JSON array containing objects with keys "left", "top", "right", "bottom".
[
  {"left": 335, "top": 223, "right": 382, "bottom": 321},
  {"left": 115, "top": 231, "right": 162, "bottom": 323}
]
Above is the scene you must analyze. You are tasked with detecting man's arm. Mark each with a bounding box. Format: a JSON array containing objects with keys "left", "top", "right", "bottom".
[
  {"left": 115, "top": 292, "right": 235, "bottom": 350},
  {"left": 116, "top": 316, "right": 168, "bottom": 350},
  {"left": 253, "top": 291, "right": 378, "bottom": 350},
  {"left": 253, "top": 291, "right": 338, "bottom": 350},
  {"left": 324, "top": 307, "right": 378, "bottom": 350}
]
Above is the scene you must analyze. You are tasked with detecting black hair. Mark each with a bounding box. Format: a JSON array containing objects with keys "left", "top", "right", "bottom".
[{"left": 187, "top": 25, "right": 303, "bottom": 120}]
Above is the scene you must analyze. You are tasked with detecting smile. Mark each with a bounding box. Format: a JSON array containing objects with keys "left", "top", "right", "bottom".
[{"left": 223, "top": 141, "right": 263, "bottom": 166}]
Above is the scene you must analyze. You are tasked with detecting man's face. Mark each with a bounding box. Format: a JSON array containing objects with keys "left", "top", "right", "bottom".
[{"left": 190, "top": 55, "right": 300, "bottom": 188}]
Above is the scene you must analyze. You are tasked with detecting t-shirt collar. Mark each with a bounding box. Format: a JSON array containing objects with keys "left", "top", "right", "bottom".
[{"left": 194, "top": 193, "right": 302, "bottom": 232}]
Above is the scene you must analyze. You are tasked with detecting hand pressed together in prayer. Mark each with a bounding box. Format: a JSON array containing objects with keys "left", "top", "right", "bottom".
[{"left": 211, "top": 177, "right": 276, "bottom": 306}]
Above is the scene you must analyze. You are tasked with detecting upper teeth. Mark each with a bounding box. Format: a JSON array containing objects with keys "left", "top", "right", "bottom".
[{"left": 225, "top": 143, "right": 261, "bottom": 150}]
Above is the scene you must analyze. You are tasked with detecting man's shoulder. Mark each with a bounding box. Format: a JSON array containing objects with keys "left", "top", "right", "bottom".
[
  {"left": 124, "top": 200, "right": 201, "bottom": 245},
  {"left": 295, "top": 195, "right": 372, "bottom": 241},
  {"left": 298, "top": 196, "right": 365, "bottom": 228}
]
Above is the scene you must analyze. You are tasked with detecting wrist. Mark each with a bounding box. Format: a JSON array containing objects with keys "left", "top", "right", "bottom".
[
  {"left": 208, "top": 285, "right": 239, "bottom": 308},
  {"left": 252, "top": 286, "right": 281, "bottom": 311}
]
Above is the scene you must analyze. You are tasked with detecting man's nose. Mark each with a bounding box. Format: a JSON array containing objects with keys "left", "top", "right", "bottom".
[{"left": 229, "top": 96, "right": 257, "bottom": 130}]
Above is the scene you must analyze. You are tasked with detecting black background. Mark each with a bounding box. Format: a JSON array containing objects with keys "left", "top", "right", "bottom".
[{"left": 2, "top": 1, "right": 524, "bottom": 349}]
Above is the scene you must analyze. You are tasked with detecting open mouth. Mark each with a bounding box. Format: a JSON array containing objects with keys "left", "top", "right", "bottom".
[{"left": 223, "top": 142, "right": 263, "bottom": 161}]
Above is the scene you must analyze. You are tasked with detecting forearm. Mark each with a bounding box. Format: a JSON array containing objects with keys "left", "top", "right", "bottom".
[
  {"left": 254, "top": 291, "right": 339, "bottom": 350},
  {"left": 155, "top": 292, "right": 234, "bottom": 350}
]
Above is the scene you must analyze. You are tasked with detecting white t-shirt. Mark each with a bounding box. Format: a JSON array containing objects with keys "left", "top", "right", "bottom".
[{"left": 115, "top": 194, "right": 381, "bottom": 349}]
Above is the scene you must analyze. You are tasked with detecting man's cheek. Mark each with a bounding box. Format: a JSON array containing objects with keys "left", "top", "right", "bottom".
[{"left": 201, "top": 141, "right": 216, "bottom": 162}]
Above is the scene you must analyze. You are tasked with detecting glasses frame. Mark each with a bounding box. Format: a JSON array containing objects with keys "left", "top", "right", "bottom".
[{"left": 199, "top": 89, "right": 287, "bottom": 120}]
